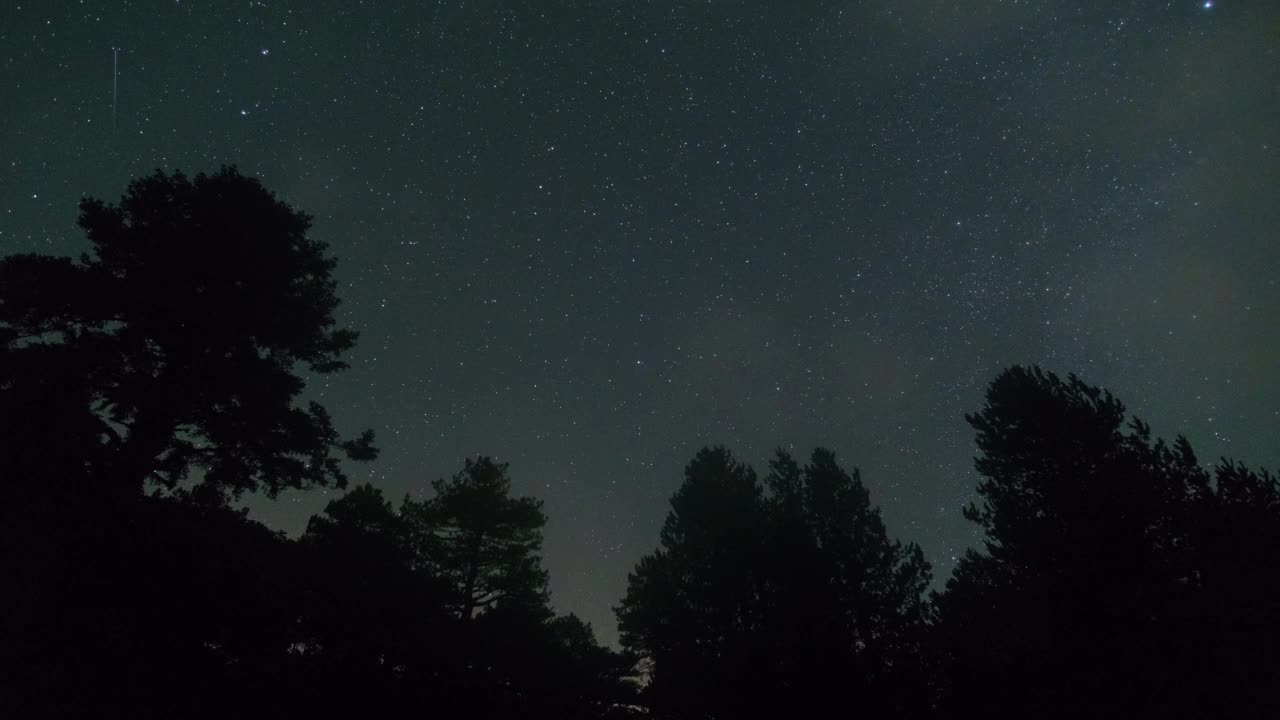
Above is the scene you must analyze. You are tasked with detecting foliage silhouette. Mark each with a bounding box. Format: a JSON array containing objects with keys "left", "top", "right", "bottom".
[
  {"left": 1, "top": 168, "right": 378, "bottom": 718},
  {"left": 7, "top": 174, "right": 1279, "bottom": 719},
  {"left": 618, "top": 445, "right": 931, "bottom": 719},
  {"left": 616, "top": 447, "right": 767, "bottom": 719},
  {"left": 296, "top": 468, "right": 638, "bottom": 719},
  {"left": 293, "top": 483, "right": 462, "bottom": 716},
  {"left": 0, "top": 166, "right": 375, "bottom": 506},
  {"left": 299, "top": 486, "right": 446, "bottom": 677},
  {"left": 763, "top": 447, "right": 934, "bottom": 717},
  {"left": 402, "top": 456, "right": 551, "bottom": 621},
  {"left": 4, "top": 492, "right": 305, "bottom": 718},
  {"left": 1, "top": 170, "right": 645, "bottom": 720},
  {"left": 933, "top": 365, "right": 1280, "bottom": 718}
]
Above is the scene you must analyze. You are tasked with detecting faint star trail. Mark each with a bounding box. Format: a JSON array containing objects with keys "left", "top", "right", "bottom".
[{"left": 112, "top": 46, "right": 118, "bottom": 134}]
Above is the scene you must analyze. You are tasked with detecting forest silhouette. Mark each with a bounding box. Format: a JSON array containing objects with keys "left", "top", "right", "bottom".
[{"left": 2, "top": 169, "right": 1276, "bottom": 718}]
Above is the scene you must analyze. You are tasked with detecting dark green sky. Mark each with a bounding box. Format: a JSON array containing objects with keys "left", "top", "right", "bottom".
[{"left": 4, "top": 0, "right": 1276, "bottom": 643}]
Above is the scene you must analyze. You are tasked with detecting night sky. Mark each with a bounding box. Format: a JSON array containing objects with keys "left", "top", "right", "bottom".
[{"left": 4, "top": 1, "right": 1277, "bottom": 644}]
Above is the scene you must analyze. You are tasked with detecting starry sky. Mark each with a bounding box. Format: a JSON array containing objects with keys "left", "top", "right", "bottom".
[{"left": 3, "top": 0, "right": 1277, "bottom": 644}]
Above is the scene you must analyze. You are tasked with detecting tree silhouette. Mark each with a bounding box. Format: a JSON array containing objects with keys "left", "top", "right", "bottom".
[
  {"left": 11, "top": 180, "right": 1280, "bottom": 720},
  {"left": 541, "top": 614, "right": 642, "bottom": 717},
  {"left": 295, "top": 464, "right": 636, "bottom": 719},
  {"left": 616, "top": 446, "right": 768, "bottom": 719},
  {"left": 299, "top": 484, "right": 439, "bottom": 664},
  {"left": 463, "top": 602, "right": 640, "bottom": 719},
  {"left": 4, "top": 492, "right": 306, "bottom": 719},
  {"left": 294, "top": 484, "right": 455, "bottom": 716},
  {"left": 933, "top": 365, "right": 1280, "bottom": 718},
  {"left": 1174, "top": 461, "right": 1280, "bottom": 714},
  {"left": 402, "top": 456, "right": 550, "bottom": 620},
  {"left": 0, "top": 168, "right": 376, "bottom": 719},
  {"left": 0, "top": 167, "right": 375, "bottom": 505},
  {"left": 2, "top": 168, "right": 655, "bottom": 720},
  {"left": 934, "top": 366, "right": 1192, "bottom": 717},
  {"left": 618, "top": 446, "right": 930, "bottom": 719},
  {"left": 764, "top": 448, "right": 933, "bottom": 717}
]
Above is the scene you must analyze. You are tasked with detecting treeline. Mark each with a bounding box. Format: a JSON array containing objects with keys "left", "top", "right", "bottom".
[
  {"left": 7, "top": 459, "right": 636, "bottom": 718},
  {"left": 620, "top": 369, "right": 1280, "bottom": 719},
  {"left": 2, "top": 169, "right": 1277, "bottom": 718}
]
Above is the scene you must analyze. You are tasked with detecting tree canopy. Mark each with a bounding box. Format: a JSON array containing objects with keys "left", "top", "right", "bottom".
[
  {"left": 617, "top": 445, "right": 932, "bottom": 719},
  {"left": 5, "top": 170, "right": 1279, "bottom": 718},
  {"left": 296, "top": 467, "right": 638, "bottom": 719},
  {"left": 933, "top": 365, "right": 1280, "bottom": 718},
  {"left": 402, "top": 456, "right": 551, "bottom": 620},
  {"left": 0, "top": 166, "right": 375, "bottom": 504}
]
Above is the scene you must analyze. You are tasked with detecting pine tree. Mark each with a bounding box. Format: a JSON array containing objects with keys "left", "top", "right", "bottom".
[
  {"left": 618, "top": 446, "right": 931, "bottom": 718},
  {"left": 0, "top": 167, "right": 375, "bottom": 505},
  {"left": 933, "top": 365, "right": 1280, "bottom": 717},
  {"left": 402, "top": 456, "right": 550, "bottom": 620}
]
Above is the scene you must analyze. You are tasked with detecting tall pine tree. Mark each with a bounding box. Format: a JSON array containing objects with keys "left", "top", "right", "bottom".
[{"left": 934, "top": 366, "right": 1280, "bottom": 718}]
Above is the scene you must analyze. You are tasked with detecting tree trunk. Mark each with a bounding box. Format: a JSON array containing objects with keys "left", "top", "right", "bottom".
[{"left": 459, "top": 530, "right": 485, "bottom": 620}]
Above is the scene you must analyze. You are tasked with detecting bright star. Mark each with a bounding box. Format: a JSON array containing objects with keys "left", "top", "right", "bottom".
[{"left": 1203, "top": 1, "right": 1213, "bottom": 8}]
